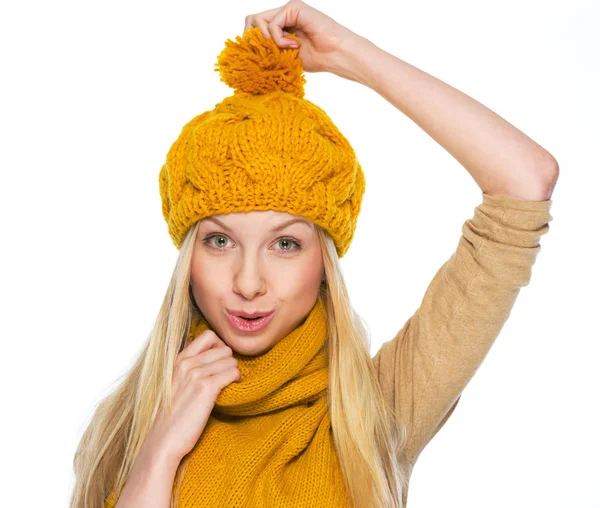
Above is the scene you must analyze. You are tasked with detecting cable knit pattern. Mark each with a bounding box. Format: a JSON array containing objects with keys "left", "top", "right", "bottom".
[
  {"left": 372, "top": 192, "right": 554, "bottom": 507},
  {"left": 158, "top": 26, "right": 365, "bottom": 259}
]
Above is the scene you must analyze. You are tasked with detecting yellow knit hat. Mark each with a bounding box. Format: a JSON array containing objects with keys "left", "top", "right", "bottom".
[{"left": 158, "top": 26, "right": 365, "bottom": 258}]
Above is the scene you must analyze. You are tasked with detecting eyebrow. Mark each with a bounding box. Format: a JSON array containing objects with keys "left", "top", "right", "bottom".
[{"left": 202, "top": 216, "right": 312, "bottom": 233}]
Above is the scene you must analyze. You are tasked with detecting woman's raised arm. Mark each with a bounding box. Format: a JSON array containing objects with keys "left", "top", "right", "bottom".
[
  {"left": 372, "top": 192, "right": 553, "bottom": 466},
  {"left": 328, "top": 33, "right": 559, "bottom": 200}
]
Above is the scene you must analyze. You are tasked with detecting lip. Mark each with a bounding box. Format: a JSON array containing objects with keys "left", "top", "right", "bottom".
[
  {"left": 227, "top": 309, "right": 275, "bottom": 318},
  {"left": 225, "top": 310, "right": 275, "bottom": 333}
]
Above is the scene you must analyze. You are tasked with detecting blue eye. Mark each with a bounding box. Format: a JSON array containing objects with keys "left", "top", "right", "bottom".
[{"left": 202, "top": 234, "right": 302, "bottom": 255}]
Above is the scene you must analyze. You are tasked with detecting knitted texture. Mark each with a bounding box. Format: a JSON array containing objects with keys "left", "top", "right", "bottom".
[
  {"left": 177, "top": 297, "right": 348, "bottom": 506},
  {"left": 158, "top": 26, "right": 365, "bottom": 258}
]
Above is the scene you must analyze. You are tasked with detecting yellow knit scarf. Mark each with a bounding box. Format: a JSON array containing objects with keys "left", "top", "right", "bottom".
[{"left": 177, "top": 297, "right": 348, "bottom": 507}]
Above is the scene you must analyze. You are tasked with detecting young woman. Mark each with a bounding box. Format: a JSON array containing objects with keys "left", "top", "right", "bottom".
[{"left": 70, "top": 1, "right": 558, "bottom": 507}]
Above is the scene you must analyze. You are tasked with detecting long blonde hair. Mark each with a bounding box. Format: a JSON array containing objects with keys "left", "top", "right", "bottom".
[{"left": 69, "top": 220, "right": 410, "bottom": 508}]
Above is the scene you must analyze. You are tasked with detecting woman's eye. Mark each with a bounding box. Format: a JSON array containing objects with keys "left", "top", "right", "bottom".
[
  {"left": 202, "top": 235, "right": 301, "bottom": 254},
  {"left": 204, "top": 235, "right": 230, "bottom": 250},
  {"left": 274, "top": 238, "right": 302, "bottom": 253}
]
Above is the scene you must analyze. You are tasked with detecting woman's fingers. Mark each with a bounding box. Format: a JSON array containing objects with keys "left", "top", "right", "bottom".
[
  {"left": 244, "top": 1, "right": 302, "bottom": 47},
  {"left": 244, "top": 7, "right": 280, "bottom": 34},
  {"left": 255, "top": 17, "right": 272, "bottom": 41},
  {"left": 241, "top": 0, "right": 349, "bottom": 73},
  {"left": 267, "top": 3, "right": 300, "bottom": 46}
]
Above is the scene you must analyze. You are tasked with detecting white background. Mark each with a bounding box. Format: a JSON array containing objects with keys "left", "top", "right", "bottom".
[{"left": 1, "top": 0, "right": 598, "bottom": 506}]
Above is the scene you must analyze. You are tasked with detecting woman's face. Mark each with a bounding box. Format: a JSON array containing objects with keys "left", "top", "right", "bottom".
[{"left": 190, "top": 210, "right": 325, "bottom": 356}]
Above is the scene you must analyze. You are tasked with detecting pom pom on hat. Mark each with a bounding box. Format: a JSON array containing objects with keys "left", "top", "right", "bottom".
[
  {"left": 215, "top": 26, "right": 306, "bottom": 98},
  {"left": 159, "top": 26, "right": 365, "bottom": 259}
]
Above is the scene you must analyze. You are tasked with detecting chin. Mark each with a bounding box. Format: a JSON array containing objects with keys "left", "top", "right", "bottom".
[{"left": 226, "top": 334, "right": 275, "bottom": 357}]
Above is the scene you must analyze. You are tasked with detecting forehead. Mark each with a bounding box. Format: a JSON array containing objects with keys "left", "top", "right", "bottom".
[{"left": 200, "top": 210, "right": 314, "bottom": 230}]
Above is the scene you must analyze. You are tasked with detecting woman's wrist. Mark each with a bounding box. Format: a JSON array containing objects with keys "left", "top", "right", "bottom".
[
  {"left": 112, "top": 435, "right": 181, "bottom": 507},
  {"left": 326, "top": 34, "right": 381, "bottom": 86}
]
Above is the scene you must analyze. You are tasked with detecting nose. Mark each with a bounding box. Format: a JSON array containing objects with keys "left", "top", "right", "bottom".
[{"left": 232, "top": 255, "right": 267, "bottom": 299}]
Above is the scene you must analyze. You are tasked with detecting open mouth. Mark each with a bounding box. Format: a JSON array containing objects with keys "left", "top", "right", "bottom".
[{"left": 226, "top": 311, "right": 276, "bottom": 332}]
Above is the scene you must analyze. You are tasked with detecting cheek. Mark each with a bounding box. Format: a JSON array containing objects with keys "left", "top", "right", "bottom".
[
  {"left": 190, "top": 253, "right": 227, "bottom": 301},
  {"left": 273, "top": 258, "right": 322, "bottom": 295}
]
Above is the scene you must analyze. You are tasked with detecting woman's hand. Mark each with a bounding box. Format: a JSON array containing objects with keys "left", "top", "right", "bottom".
[
  {"left": 243, "top": 0, "right": 366, "bottom": 75},
  {"left": 144, "top": 329, "right": 242, "bottom": 464}
]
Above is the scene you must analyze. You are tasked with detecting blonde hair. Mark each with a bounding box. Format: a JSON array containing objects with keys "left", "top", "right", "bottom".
[{"left": 69, "top": 220, "right": 410, "bottom": 508}]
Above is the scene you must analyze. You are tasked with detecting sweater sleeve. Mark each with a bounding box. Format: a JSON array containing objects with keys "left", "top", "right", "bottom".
[{"left": 372, "top": 192, "right": 553, "bottom": 467}]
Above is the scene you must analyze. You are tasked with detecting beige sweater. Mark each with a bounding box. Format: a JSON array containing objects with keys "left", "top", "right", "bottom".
[{"left": 372, "top": 191, "right": 553, "bottom": 506}]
